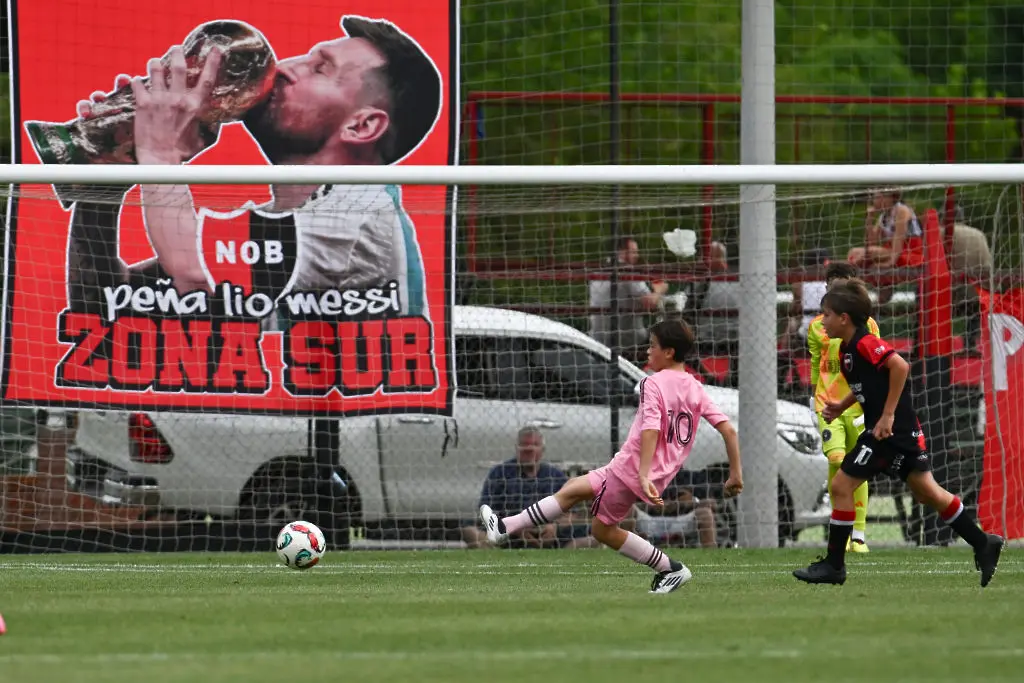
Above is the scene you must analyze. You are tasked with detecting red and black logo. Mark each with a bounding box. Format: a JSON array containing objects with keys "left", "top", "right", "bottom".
[{"left": 200, "top": 209, "right": 299, "bottom": 309}]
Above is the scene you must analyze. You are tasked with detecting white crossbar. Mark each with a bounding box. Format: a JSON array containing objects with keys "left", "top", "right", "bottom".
[{"left": 1, "top": 163, "right": 1024, "bottom": 186}]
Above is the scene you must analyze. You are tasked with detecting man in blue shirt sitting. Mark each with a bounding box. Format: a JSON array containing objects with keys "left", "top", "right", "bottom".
[{"left": 462, "top": 426, "right": 598, "bottom": 549}]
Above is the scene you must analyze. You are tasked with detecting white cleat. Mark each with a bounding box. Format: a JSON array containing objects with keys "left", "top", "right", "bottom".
[
  {"left": 479, "top": 505, "right": 508, "bottom": 545},
  {"left": 649, "top": 564, "right": 693, "bottom": 594}
]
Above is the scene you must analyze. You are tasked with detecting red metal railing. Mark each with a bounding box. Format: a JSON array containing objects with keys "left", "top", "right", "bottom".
[{"left": 463, "top": 91, "right": 1024, "bottom": 278}]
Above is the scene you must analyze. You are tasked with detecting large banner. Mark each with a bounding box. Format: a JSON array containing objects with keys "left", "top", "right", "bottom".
[
  {"left": 3, "top": 0, "right": 457, "bottom": 416},
  {"left": 977, "top": 287, "right": 1024, "bottom": 540}
]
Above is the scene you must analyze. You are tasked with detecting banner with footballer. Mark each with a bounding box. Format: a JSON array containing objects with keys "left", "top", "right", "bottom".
[
  {"left": 978, "top": 287, "right": 1024, "bottom": 540},
  {"left": 2, "top": 0, "right": 458, "bottom": 416}
]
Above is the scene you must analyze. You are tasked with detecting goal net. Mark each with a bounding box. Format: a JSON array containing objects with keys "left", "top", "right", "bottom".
[
  {"left": 459, "top": 177, "right": 1024, "bottom": 550},
  {"left": 2, "top": 0, "right": 1024, "bottom": 555},
  {"left": 2, "top": 172, "right": 1023, "bottom": 553}
]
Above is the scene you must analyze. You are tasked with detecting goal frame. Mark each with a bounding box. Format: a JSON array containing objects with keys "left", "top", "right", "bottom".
[{"left": 2, "top": 163, "right": 1019, "bottom": 549}]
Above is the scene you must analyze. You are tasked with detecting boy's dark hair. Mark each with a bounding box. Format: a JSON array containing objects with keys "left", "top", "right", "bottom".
[
  {"left": 649, "top": 319, "right": 695, "bottom": 362},
  {"left": 820, "top": 278, "right": 872, "bottom": 327},
  {"left": 341, "top": 16, "right": 442, "bottom": 165},
  {"left": 825, "top": 261, "right": 858, "bottom": 283}
]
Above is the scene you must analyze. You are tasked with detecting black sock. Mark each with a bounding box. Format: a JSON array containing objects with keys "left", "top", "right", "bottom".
[
  {"left": 825, "top": 510, "right": 855, "bottom": 569},
  {"left": 940, "top": 497, "right": 987, "bottom": 551}
]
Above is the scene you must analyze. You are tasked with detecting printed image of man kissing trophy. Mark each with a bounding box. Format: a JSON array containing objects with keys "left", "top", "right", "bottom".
[
  {"left": 28, "top": 16, "right": 435, "bottom": 326},
  {"left": 26, "top": 20, "right": 278, "bottom": 317}
]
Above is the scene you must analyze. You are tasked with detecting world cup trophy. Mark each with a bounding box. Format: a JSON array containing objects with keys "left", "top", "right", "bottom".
[{"left": 24, "top": 20, "right": 277, "bottom": 167}]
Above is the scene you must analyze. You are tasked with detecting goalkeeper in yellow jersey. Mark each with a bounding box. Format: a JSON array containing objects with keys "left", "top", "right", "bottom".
[{"left": 807, "top": 262, "right": 875, "bottom": 552}]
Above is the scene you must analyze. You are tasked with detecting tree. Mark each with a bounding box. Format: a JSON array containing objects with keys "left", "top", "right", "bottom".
[{"left": 459, "top": 0, "right": 1019, "bottom": 280}]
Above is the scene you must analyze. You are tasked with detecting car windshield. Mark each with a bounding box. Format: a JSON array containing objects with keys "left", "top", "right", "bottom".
[{"left": 528, "top": 343, "right": 638, "bottom": 406}]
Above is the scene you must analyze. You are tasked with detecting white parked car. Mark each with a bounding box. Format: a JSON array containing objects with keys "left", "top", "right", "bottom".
[{"left": 66, "top": 305, "right": 829, "bottom": 546}]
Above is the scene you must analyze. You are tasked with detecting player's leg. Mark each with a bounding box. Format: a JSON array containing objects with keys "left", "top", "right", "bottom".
[
  {"left": 479, "top": 475, "right": 594, "bottom": 545},
  {"left": 845, "top": 415, "right": 870, "bottom": 551},
  {"left": 829, "top": 453, "right": 871, "bottom": 553},
  {"left": 904, "top": 469, "right": 1004, "bottom": 587},
  {"left": 794, "top": 436, "right": 876, "bottom": 585},
  {"left": 558, "top": 522, "right": 601, "bottom": 549},
  {"left": 585, "top": 469, "right": 691, "bottom": 593},
  {"left": 850, "top": 481, "right": 869, "bottom": 548},
  {"left": 590, "top": 518, "right": 691, "bottom": 593},
  {"left": 694, "top": 502, "right": 718, "bottom": 548},
  {"left": 823, "top": 469, "right": 862, "bottom": 564},
  {"left": 819, "top": 414, "right": 846, "bottom": 511},
  {"left": 826, "top": 457, "right": 842, "bottom": 504},
  {"left": 821, "top": 415, "right": 867, "bottom": 552}
]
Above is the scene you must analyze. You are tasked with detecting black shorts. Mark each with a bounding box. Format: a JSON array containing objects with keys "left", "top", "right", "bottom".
[{"left": 840, "top": 431, "right": 930, "bottom": 482}]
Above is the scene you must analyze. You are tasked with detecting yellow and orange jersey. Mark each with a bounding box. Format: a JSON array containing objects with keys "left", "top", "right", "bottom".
[{"left": 807, "top": 315, "right": 880, "bottom": 415}]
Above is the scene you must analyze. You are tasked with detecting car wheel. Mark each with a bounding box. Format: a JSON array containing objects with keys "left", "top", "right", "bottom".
[{"left": 238, "top": 457, "right": 360, "bottom": 550}]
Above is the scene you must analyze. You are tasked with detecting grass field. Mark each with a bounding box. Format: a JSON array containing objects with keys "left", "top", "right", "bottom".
[{"left": 0, "top": 548, "right": 1020, "bottom": 683}]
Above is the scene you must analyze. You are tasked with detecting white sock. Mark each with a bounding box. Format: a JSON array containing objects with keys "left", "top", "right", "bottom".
[
  {"left": 851, "top": 529, "right": 866, "bottom": 543},
  {"left": 617, "top": 532, "right": 674, "bottom": 573},
  {"left": 501, "top": 496, "right": 564, "bottom": 535}
]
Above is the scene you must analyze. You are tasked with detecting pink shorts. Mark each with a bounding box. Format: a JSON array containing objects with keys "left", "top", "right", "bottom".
[{"left": 586, "top": 465, "right": 640, "bottom": 525}]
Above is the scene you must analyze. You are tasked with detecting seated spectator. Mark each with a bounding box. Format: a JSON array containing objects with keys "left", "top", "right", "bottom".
[
  {"left": 939, "top": 215, "right": 993, "bottom": 351},
  {"left": 781, "top": 248, "right": 833, "bottom": 354},
  {"left": 941, "top": 219, "right": 992, "bottom": 279},
  {"left": 462, "top": 426, "right": 599, "bottom": 549},
  {"left": 690, "top": 241, "right": 741, "bottom": 386},
  {"left": 589, "top": 236, "right": 668, "bottom": 363},
  {"left": 848, "top": 189, "right": 924, "bottom": 269},
  {"left": 691, "top": 242, "right": 739, "bottom": 336},
  {"left": 707, "top": 240, "right": 730, "bottom": 273},
  {"left": 633, "top": 470, "right": 718, "bottom": 548}
]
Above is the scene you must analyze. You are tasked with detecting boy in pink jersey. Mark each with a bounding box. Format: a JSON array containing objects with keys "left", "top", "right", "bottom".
[{"left": 480, "top": 319, "right": 743, "bottom": 594}]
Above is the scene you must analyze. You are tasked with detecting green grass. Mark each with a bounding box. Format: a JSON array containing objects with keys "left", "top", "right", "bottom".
[{"left": 0, "top": 549, "right": 1020, "bottom": 683}]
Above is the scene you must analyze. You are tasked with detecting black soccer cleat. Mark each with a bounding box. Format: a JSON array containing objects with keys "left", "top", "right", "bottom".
[
  {"left": 793, "top": 557, "right": 847, "bottom": 586},
  {"left": 974, "top": 534, "right": 1004, "bottom": 588}
]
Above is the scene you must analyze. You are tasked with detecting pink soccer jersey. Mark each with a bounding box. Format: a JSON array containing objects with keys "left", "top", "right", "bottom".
[{"left": 607, "top": 369, "right": 729, "bottom": 499}]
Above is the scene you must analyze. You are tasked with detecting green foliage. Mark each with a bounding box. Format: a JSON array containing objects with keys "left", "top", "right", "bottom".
[
  {"left": 458, "top": 0, "right": 1024, "bottom": 301},
  {"left": 462, "top": 0, "right": 1020, "bottom": 168}
]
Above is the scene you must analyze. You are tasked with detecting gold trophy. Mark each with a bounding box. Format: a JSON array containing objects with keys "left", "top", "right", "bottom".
[{"left": 25, "top": 20, "right": 277, "bottom": 167}]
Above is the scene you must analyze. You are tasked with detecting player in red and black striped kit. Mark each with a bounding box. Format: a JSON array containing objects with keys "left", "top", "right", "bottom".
[{"left": 794, "top": 279, "right": 1003, "bottom": 586}]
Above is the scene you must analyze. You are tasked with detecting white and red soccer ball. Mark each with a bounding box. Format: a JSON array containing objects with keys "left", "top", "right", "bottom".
[{"left": 275, "top": 521, "right": 327, "bottom": 570}]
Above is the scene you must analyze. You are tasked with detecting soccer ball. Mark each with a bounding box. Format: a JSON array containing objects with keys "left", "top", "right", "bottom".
[{"left": 275, "top": 521, "right": 327, "bottom": 570}]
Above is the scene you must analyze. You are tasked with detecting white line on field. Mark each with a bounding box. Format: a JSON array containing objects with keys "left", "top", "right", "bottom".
[
  {"left": 0, "top": 647, "right": 1021, "bottom": 666},
  {"left": 0, "top": 562, "right": 1015, "bottom": 577},
  {"left": 0, "top": 561, "right": 1007, "bottom": 573}
]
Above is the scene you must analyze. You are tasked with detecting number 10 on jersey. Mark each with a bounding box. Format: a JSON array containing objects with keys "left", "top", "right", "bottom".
[{"left": 666, "top": 411, "right": 693, "bottom": 446}]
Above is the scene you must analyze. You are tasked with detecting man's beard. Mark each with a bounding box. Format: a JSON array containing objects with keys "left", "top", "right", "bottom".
[{"left": 242, "top": 95, "right": 331, "bottom": 165}]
